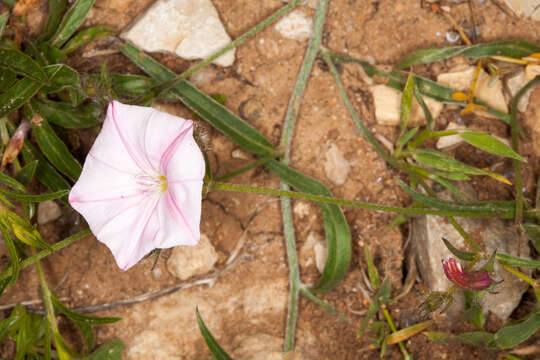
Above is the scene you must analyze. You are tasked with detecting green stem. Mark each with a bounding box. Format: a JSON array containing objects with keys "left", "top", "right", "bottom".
[
  {"left": 0, "top": 229, "right": 91, "bottom": 282},
  {"left": 144, "top": 0, "right": 304, "bottom": 103},
  {"left": 300, "top": 286, "right": 349, "bottom": 323},
  {"left": 210, "top": 181, "right": 515, "bottom": 218},
  {"left": 280, "top": 0, "right": 330, "bottom": 352},
  {"left": 214, "top": 150, "right": 282, "bottom": 181},
  {"left": 382, "top": 306, "right": 410, "bottom": 359},
  {"left": 511, "top": 76, "right": 540, "bottom": 225}
]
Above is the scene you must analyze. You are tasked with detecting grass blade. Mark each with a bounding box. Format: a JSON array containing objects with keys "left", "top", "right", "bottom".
[
  {"left": 495, "top": 310, "right": 540, "bottom": 349},
  {"left": 0, "top": 188, "right": 68, "bottom": 202},
  {"left": 0, "top": 77, "right": 43, "bottom": 118},
  {"left": 62, "top": 26, "right": 114, "bottom": 54},
  {"left": 51, "top": 292, "right": 121, "bottom": 325},
  {"left": 196, "top": 309, "right": 234, "bottom": 360},
  {"left": 442, "top": 238, "right": 478, "bottom": 261},
  {"left": 397, "top": 46, "right": 466, "bottom": 68},
  {"left": 15, "top": 160, "right": 38, "bottom": 186},
  {"left": 40, "top": 0, "right": 68, "bottom": 41},
  {"left": 50, "top": 0, "right": 96, "bottom": 47},
  {"left": 32, "top": 98, "right": 101, "bottom": 129},
  {"left": 459, "top": 131, "right": 525, "bottom": 162},
  {"left": 496, "top": 253, "right": 540, "bottom": 268},
  {"left": 0, "top": 43, "right": 49, "bottom": 84}
]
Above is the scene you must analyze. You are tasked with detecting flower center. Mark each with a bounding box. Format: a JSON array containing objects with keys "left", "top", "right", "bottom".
[{"left": 135, "top": 173, "right": 168, "bottom": 193}]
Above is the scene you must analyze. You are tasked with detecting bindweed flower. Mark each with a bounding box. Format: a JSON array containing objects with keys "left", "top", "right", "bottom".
[
  {"left": 69, "top": 101, "right": 205, "bottom": 270},
  {"left": 442, "top": 258, "right": 491, "bottom": 291}
]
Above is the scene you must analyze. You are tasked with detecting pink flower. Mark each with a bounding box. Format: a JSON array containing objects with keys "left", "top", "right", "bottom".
[
  {"left": 442, "top": 258, "right": 491, "bottom": 291},
  {"left": 69, "top": 101, "right": 205, "bottom": 270}
]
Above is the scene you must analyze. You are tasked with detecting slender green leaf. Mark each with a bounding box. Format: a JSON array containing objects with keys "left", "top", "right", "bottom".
[
  {"left": 358, "top": 301, "right": 380, "bottom": 338},
  {"left": 495, "top": 310, "right": 540, "bottom": 349},
  {"left": 496, "top": 253, "right": 540, "bottom": 268},
  {"left": 196, "top": 309, "right": 234, "bottom": 360},
  {"left": 413, "top": 148, "right": 510, "bottom": 184},
  {"left": 414, "top": 83, "right": 434, "bottom": 130},
  {"left": 0, "top": 188, "right": 68, "bottom": 202},
  {"left": 442, "top": 238, "right": 477, "bottom": 261},
  {"left": 31, "top": 118, "right": 81, "bottom": 181},
  {"left": 521, "top": 223, "right": 540, "bottom": 253},
  {"left": 40, "top": 0, "right": 68, "bottom": 41},
  {"left": 398, "top": 180, "right": 513, "bottom": 216},
  {"left": 51, "top": 0, "right": 96, "bottom": 47},
  {"left": 395, "top": 127, "right": 418, "bottom": 151},
  {"left": 364, "top": 245, "right": 380, "bottom": 289},
  {"left": 62, "top": 26, "right": 114, "bottom": 54},
  {"left": 39, "top": 41, "right": 67, "bottom": 64},
  {"left": 0, "top": 77, "right": 43, "bottom": 118},
  {"left": 121, "top": 43, "right": 352, "bottom": 294},
  {"left": 32, "top": 98, "right": 101, "bottom": 129},
  {"left": 459, "top": 132, "right": 525, "bottom": 162},
  {"left": 0, "top": 172, "right": 27, "bottom": 192},
  {"left": 0, "top": 11, "right": 9, "bottom": 36},
  {"left": 0, "top": 43, "right": 49, "bottom": 84},
  {"left": 424, "top": 331, "right": 497, "bottom": 348},
  {"left": 88, "top": 340, "right": 124, "bottom": 360},
  {"left": 397, "top": 41, "right": 540, "bottom": 68},
  {"left": 397, "top": 46, "right": 466, "bottom": 68},
  {"left": 0, "top": 223, "right": 19, "bottom": 285},
  {"left": 51, "top": 293, "right": 121, "bottom": 325},
  {"left": 109, "top": 74, "right": 160, "bottom": 98},
  {"left": 399, "top": 72, "right": 414, "bottom": 134},
  {"left": 15, "top": 160, "right": 38, "bottom": 186}
]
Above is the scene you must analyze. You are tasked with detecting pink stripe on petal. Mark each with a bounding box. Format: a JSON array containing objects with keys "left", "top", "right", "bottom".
[
  {"left": 159, "top": 122, "right": 193, "bottom": 174},
  {"left": 164, "top": 189, "right": 198, "bottom": 244}
]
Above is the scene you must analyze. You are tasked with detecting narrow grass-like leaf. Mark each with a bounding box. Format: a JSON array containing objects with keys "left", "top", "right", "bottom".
[
  {"left": 121, "top": 43, "right": 352, "bottom": 293},
  {"left": 196, "top": 309, "right": 234, "bottom": 360},
  {"left": 442, "top": 238, "right": 478, "bottom": 261},
  {"left": 396, "top": 127, "right": 418, "bottom": 151},
  {"left": 0, "top": 188, "right": 68, "bottom": 202},
  {"left": 108, "top": 74, "right": 160, "bottom": 98},
  {"left": 62, "top": 26, "right": 114, "bottom": 54},
  {"left": 32, "top": 118, "right": 81, "bottom": 181},
  {"left": 0, "top": 172, "right": 27, "bottom": 192},
  {"left": 386, "top": 320, "right": 433, "bottom": 345},
  {"left": 88, "top": 340, "right": 124, "bottom": 360},
  {"left": 40, "top": 0, "right": 68, "bottom": 41},
  {"left": 496, "top": 253, "right": 540, "bottom": 268},
  {"left": 0, "top": 223, "right": 19, "bottom": 286},
  {"left": 50, "top": 0, "right": 96, "bottom": 47},
  {"left": 459, "top": 132, "right": 525, "bottom": 161},
  {"left": 398, "top": 180, "right": 513, "bottom": 216},
  {"left": 397, "top": 46, "right": 466, "bottom": 68},
  {"left": 40, "top": 41, "right": 67, "bottom": 64},
  {"left": 32, "top": 98, "right": 101, "bottom": 128},
  {"left": 364, "top": 245, "right": 380, "bottom": 289},
  {"left": 399, "top": 72, "right": 414, "bottom": 134},
  {"left": 424, "top": 331, "right": 497, "bottom": 348},
  {"left": 413, "top": 148, "right": 510, "bottom": 184},
  {"left": 414, "top": 83, "right": 434, "bottom": 130},
  {"left": 495, "top": 310, "right": 540, "bottom": 349},
  {"left": 521, "top": 223, "right": 540, "bottom": 253},
  {"left": 0, "top": 11, "right": 9, "bottom": 36},
  {"left": 0, "top": 77, "right": 43, "bottom": 118},
  {"left": 16, "top": 160, "right": 38, "bottom": 186},
  {"left": 0, "top": 43, "right": 49, "bottom": 84},
  {"left": 51, "top": 293, "right": 121, "bottom": 325}
]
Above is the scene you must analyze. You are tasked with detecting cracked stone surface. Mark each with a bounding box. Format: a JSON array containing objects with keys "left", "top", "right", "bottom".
[{"left": 121, "top": 0, "right": 235, "bottom": 66}]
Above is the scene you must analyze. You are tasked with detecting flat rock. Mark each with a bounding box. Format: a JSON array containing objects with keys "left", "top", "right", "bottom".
[
  {"left": 437, "top": 65, "right": 508, "bottom": 114},
  {"left": 166, "top": 233, "right": 218, "bottom": 280},
  {"left": 506, "top": 70, "right": 532, "bottom": 112},
  {"left": 275, "top": 10, "right": 313, "bottom": 40},
  {"left": 121, "top": 0, "right": 235, "bottom": 67},
  {"left": 37, "top": 200, "right": 62, "bottom": 225},
  {"left": 233, "top": 333, "right": 309, "bottom": 360},
  {"left": 502, "top": 0, "right": 540, "bottom": 21},
  {"left": 412, "top": 185, "right": 530, "bottom": 321},
  {"left": 370, "top": 84, "right": 443, "bottom": 126},
  {"left": 323, "top": 144, "right": 350, "bottom": 185}
]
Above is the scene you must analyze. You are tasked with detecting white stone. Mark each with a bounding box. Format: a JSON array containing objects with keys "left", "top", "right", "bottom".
[
  {"left": 502, "top": 0, "right": 540, "bottom": 21},
  {"left": 313, "top": 241, "right": 327, "bottom": 274},
  {"left": 121, "top": 0, "right": 235, "bottom": 67},
  {"left": 293, "top": 201, "right": 310, "bottom": 218},
  {"left": 231, "top": 148, "right": 250, "bottom": 160},
  {"left": 506, "top": 70, "right": 532, "bottom": 112},
  {"left": 323, "top": 144, "right": 350, "bottom": 185},
  {"left": 275, "top": 10, "right": 313, "bottom": 40},
  {"left": 437, "top": 65, "right": 508, "bottom": 113},
  {"left": 166, "top": 233, "right": 218, "bottom": 280},
  {"left": 370, "top": 84, "right": 443, "bottom": 126},
  {"left": 37, "top": 200, "right": 62, "bottom": 225},
  {"left": 233, "top": 333, "right": 308, "bottom": 360},
  {"left": 525, "top": 64, "right": 540, "bottom": 81},
  {"left": 436, "top": 122, "right": 465, "bottom": 149}
]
